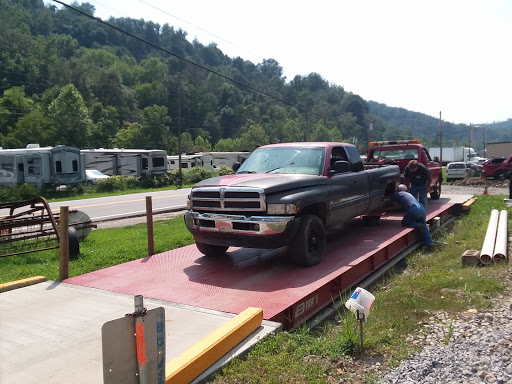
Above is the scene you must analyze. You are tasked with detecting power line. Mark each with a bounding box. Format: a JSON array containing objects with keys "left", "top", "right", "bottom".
[{"left": 50, "top": 0, "right": 332, "bottom": 122}]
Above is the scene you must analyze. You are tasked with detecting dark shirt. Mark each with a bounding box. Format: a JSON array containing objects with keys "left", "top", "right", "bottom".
[
  {"left": 390, "top": 191, "right": 421, "bottom": 211},
  {"left": 404, "top": 163, "right": 431, "bottom": 186}
]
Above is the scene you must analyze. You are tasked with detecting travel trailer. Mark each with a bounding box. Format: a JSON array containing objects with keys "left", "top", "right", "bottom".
[
  {"left": 203, "top": 152, "right": 251, "bottom": 168},
  {"left": 0, "top": 145, "right": 85, "bottom": 187},
  {"left": 81, "top": 148, "right": 167, "bottom": 177},
  {"left": 167, "top": 153, "right": 215, "bottom": 171}
]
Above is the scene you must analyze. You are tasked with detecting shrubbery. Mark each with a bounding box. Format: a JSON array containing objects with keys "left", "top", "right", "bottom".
[{"left": 0, "top": 166, "right": 235, "bottom": 203}]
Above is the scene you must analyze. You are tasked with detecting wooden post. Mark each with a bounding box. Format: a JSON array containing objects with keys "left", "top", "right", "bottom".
[
  {"left": 59, "top": 206, "right": 69, "bottom": 281},
  {"left": 146, "top": 196, "right": 154, "bottom": 256}
]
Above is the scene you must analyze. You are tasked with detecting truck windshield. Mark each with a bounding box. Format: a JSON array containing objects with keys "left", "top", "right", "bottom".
[
  {"left": 368, "top": 149, "right": 418, "bottom": 162},
  {"left": 237, "top": 147, "right": 325, "bottom": 175}
]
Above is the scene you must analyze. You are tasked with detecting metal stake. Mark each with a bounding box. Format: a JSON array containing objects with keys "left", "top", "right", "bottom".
[
  {"left": 134, "top": 295, "right": 148, "bottom": 384},
  {"left": 356, "top": 310, "right": 365, "bottom": 353}
]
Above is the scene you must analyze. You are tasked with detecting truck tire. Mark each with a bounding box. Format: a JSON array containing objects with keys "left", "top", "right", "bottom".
[
  {"left": 195, "top": 242, "right": 229, "bottom": 257},
  {"left": 362, "top": 215, "right": 380, "bottom": 226},
  {"left": 495, "top": 170, "right": 507, "bottom": 180},
  {"left": 290, "top": 215, "right": 326, "bottom": 267},
  {"left": 430, "top": 181, "right": 442, "bottom": 200},
  {"left": 68, "top": 226, "right": 80, "bottom": 259}
]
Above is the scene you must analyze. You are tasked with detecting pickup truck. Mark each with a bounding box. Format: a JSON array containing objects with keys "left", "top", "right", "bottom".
[
  {"left": 365, "top": 140, "right": 443, "bottom": 199},
  {"left": 481, "top": 155, "right": 512, "bottom": 180},
  {"left": 184, "top": 142, "right": 399, "bottom": 267}
]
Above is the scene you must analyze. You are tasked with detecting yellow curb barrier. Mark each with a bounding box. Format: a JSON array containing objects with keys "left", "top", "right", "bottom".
[
  {"left": 0, "top": 276, "right": 46, "bottom": 293},
  {"left": 165, "top": 307, "right": 263, "bottom": 384}
]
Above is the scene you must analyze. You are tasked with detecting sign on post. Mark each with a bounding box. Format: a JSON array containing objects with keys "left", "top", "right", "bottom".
[{"left": 102, "top": 298, "right": 165, "bottom": 384}]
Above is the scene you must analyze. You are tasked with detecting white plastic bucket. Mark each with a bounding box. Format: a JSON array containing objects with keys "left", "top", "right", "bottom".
[{"left": 345, "top": 287, "right": 375, "bottom": 321}]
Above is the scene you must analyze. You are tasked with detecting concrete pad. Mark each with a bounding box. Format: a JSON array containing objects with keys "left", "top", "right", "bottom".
[{"left": 0, "top": 281, "right": 281, "bottom": 384}]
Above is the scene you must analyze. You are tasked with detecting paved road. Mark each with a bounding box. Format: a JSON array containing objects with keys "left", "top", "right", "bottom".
[{"left": 1, "top": 188, "right": 190, "bottom": 223}]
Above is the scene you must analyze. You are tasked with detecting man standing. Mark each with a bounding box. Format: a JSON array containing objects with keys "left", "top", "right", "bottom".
[
  {"left": 390, "top": 184, "right": 433, "bottom": 246},
  {"left": 404, "top": 159, "right": 432, "bottom": 210}
]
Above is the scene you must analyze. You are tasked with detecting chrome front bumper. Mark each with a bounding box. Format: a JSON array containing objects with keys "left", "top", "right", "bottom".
[{"left": 184, "top": 211, "right": 295, "bottom": 235}]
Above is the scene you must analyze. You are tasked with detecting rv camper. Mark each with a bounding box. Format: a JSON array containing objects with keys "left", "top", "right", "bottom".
[
  {"left": 81, "top": 148, "right": 167, "bottom": 177},
  {"left": 202, "top": 152, "right": 251, "bottom": 168},
  {"left": 167, "top": 153, "right": 215, "bottom": 171},
  {"left": 0, "top": 145, "right": 85, "bottom": 187}
]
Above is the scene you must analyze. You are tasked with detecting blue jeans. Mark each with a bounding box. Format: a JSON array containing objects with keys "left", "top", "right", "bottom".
[
  {"left": 410, "top": 183, "right": 428, "bottom": 210},
  {"left": 401, "top": 204, "right": 433, "bottom": 245}
]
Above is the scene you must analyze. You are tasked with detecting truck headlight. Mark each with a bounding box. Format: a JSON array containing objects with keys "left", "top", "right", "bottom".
[
  {"left": 186, "top": 195, "right": 192, "bottom": 210},
  {"left": 267, "top": 203, "right": 297, "bottom": 215}
]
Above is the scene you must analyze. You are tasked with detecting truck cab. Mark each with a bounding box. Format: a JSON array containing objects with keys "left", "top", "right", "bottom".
[{"left": 366, "top": 139, "right": 442, "bottom": 199}]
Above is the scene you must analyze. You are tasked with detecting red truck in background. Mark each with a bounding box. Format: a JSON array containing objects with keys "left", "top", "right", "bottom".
[
  {"left": 480, "top": 155, "right": 512, "bottom": 180},
  {"left": 365, "top": 139, "right": 443, "bottom": 199}
]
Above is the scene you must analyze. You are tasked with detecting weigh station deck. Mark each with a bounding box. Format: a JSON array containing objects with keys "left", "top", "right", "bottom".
[
  {"left": 65, "top": 194, "right": 469, "bottom": 330},
  {"left": 0, "top": 194, "right": 474, "bottom": 384}
]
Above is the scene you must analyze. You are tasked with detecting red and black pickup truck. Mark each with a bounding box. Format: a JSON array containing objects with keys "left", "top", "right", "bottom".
[
  {"left": 481, "top": 155, "right": 512, "bottom": 180},
  {"left": 184, "top": 142, "right": 399, "bottom": 267},
  {"left": 365, "top": 139, "right": 443, "bottom": 199}
]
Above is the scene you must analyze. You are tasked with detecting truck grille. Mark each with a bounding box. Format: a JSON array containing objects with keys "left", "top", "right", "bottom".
[{"left": 190, "top": 187, "right": 265, "bottom": 212}]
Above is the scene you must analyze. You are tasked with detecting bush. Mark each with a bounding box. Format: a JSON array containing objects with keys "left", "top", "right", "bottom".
[
  {"left": 96, "top": 175, "right": 127, "bottom": 192},
  {"left": 215, "top": 165, "right": 234, "bottom": 176},
  {"left": 183, "top": 167, "right": 214, "bottom": 184},
  {"left": 0, "top": 184, "right": 41, "bottom": 204}
]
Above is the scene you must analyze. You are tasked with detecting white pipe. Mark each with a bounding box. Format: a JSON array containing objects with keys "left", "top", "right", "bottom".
[
  {"left": 480, "top": 209, "right": 499, "bottom": 265},
  {"left": 492, "top": 210, "right": 508, "bottom": 263}
]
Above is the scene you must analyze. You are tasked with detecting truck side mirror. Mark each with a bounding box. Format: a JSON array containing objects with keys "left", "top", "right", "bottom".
[
  {"left": 232, "top": 162, "right": 241, "bottom": 172},
  {"left": 434, "top": 156, "right": 440, "bottom": 163},
  {"left": 330, "top": 160, "right": 350, "bottom": 175}
]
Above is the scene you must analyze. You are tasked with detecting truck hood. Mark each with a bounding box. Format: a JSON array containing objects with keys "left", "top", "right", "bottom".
[{"left": 192, "top": 173, "right": 327, "bottom": 193}]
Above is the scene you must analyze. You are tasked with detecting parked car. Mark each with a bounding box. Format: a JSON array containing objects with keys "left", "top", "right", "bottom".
[
  {"left": 446, "top": 162, "right": 481, "bottom": 181},
  {"left": 85, "top": 169, "right": 109, "bottom": 185}
]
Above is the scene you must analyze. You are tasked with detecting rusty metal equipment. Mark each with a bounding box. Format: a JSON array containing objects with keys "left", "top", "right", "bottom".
[{"left": 0, "top": 197, "right": 96, "bottom": 258}]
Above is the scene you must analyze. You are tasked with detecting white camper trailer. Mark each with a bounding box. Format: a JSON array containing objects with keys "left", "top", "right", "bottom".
[
  {"left": 0, "top": 145, "right": 85, "bottom": 187},
  {"left": 81, "top": 148, "right": 167, "bottom": 177},
  {"left": 167, "top": 153, "right": 215, "bottom": 171},
  {"left": 204, "top": 152, "right": 251, "bottom": 168}
]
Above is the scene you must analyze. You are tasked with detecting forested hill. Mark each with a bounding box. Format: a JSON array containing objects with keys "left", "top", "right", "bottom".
[
  {"left": 1, "top": 0, "right": 510, "bottom": 154},
  {"left": 369, "top": 101, "right": 512, "bottom": 149}
]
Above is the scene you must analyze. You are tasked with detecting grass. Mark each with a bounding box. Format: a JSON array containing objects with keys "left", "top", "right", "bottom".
[
  {"left": 1, "top": 193, "right": 510, "bottom": 383},
  {"left": 0, "top": 217, "right": 194, "bottom": 282}
]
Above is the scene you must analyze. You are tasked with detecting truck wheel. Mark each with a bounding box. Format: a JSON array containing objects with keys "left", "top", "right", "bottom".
[
  {"left": 195, "top": 242, "right": 229, "bottom": 257},
  {"left": 430, "top": 181, "right": 442, "bottom": 200},
  {"left": 68, "top": 227, "right": 80, "bottom": 259},
  {"left": 290, "top": 215, "right": 326, "bottom": 267},
  {"left": 362, "top": 215, "right": 380, "bottom": 226},
  {"left": 495, "top": 170, "right": 506, "bottom": 180}
]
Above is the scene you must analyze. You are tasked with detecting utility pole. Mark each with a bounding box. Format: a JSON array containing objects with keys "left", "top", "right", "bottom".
[
  {"left": 439, "top": 111, "right": 443, "bottom": 165},
  {"left": 468, "top": 124, "right": 472, "bottom": 162},
  {"left": 177, "top": 84, "right": 182, "bottom": 186}
]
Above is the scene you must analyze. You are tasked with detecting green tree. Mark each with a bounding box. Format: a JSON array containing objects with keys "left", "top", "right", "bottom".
[
  {"left": 310, "top": 121, "right": 331, "bottom": 142},
  {"left": 48, "top": 84, "right": 92, "bottom": 147},
  {"left": 5, "top": 108, "right": 53, "bottom": 148},
  {"left": 0, "top": 86, "right": 34, "bottom": 135},
  {"left": 214, "top": 138, "right": 242, "bottom": 152},
  {"left": 193, "top": 136, "right": 212, "bottom": 152},
  {"left": 140, "top": 105, "right": 171, "bottom": 149},
  {"left": 239, "top": 122, "right": 269, "bottom": 151},
  {"left": 282, "top": 120, "right": 303, "bottom": 143},
  {"left": 113, "top": 121, "right": 142, "bottom": 148}
]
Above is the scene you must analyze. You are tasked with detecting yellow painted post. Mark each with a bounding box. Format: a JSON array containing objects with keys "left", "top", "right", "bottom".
[{"left": 59, "top": 206, "right": 69, "bottom": 280}]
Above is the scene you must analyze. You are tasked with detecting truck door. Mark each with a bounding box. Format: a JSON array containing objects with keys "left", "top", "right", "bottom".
[{"left": 327, "top": 146, "right": 369, "bottom": 227}]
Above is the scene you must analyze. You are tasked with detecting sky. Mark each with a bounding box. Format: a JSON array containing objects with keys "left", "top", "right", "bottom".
[{"left": 70, "top": 0, "right": 512, "bottom": 125}]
